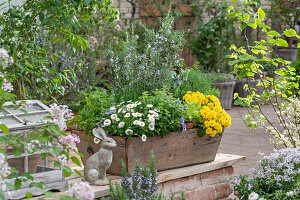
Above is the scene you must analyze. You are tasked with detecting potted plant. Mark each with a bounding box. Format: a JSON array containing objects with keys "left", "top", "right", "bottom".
[
  {"left": 73, "top": 89, "right": 231, "bottom": 175},
  {"left": 208, "top": 73, "right": 236, "bottom": 110}
]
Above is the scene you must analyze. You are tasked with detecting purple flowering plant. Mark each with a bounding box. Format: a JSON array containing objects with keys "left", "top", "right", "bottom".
[
  {"left": 233, "top": 148, "right": 300, "bottom": 200},
  {"left": 108, "top": 153, "right": 186, "bottom": 200}
]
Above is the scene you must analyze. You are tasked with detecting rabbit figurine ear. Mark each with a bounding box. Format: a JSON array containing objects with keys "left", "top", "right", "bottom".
[{"left": 92, "top": 127, "right": 107, "bottom": 140}]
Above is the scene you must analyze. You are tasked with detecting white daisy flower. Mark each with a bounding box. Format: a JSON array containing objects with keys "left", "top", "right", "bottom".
[
  {"left": 139, "top": 121, "right": 145, "bottom": 127},
  {"left": 116, "top": 118, "right": 120, "bottom": 122},
  {"left": 125, "top": 129, "right": 133, "bottom": 135},
  {"left": 149, "top": 123, "right": 155, "bottom": 131},
  {"left": 104, "top": 119, "right": 111, "bottom": 126},
  {"left": 110, "top": 106, "right": 116, "bottom": 111},
  {"left": 127, "top": 104, "right": 134, "bottom": 109},
  {"left": 133, "top": 120, "right": 140, "bottom": 125},
  {"left": 148, "top": 116, "right": 155, "bottom": 122},
  {"left": 147, "top": 104, "right": 153, "bottom": 108},
  {"left": 147, "top": 114, "right": 154, "bottom": 118},
  {"left": 118, "top": 108, "right": 122, "bottom": 113},
  {"left": 94, "top": 137, "right": 101, "bottom": 144},
  {"left": 154, "top": 109, "right": 160, "bottom": 112},
  {"left": 130, "top": 109, "right": 134, "bottom": 112},
  {"left": 154, "top": 112, "right": 159, "bottom": 118},
  {"left": 137, "top": 113, "right": 142, "bottom": 117},
  {"left": 118, "top": 122, "right": 125, "bottom": 128},
  {"left": 132, "top": 113, "right": 138, "bottom": 117},
  {"left": 248, "top": 192, "right": 259, "bottom": 200},
  {"left": 141, "top": 134, "right": 147, "bottom": 142},
  {"left": 149, "top": 110, "right": 155, "bottom": 114},
  {"left": 111, "top": 114, "right": 117, "bottom": 120},
  {"left": 122, "top": 110, "right": 126, "bottom": 113},
  {"left": 124, "top": 113, "right": 130, "bottom": 118},
  {"left": 132, "top": 104, "right": 137, "bottom": 107},
  {"left": 137, "top": 102, "right": 142, "bottom": 105}
]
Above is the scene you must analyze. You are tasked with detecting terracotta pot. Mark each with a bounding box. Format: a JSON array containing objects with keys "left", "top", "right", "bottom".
[
  {"left": 73, "top": 129, "right": 222, "bottom": 175},
  {"left": 185, "top": 122, "right": 194, "bottom": 129}
]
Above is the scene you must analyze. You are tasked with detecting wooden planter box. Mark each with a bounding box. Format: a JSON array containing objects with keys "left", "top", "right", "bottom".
[{"left": 73, "top": 129, "right": 222, "bottom": 175}]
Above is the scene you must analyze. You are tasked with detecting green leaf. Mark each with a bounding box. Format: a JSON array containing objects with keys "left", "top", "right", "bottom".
[
  {"left": 283, "top": 29, "right": 297, "bottom": 37},
  {"left": 26, "top": 192, "right": 33, "bottom": 198},
  {"left": 248, "top": 23, "right": 257, "bottom": 29},
  {"left": 267, "top": 31, "right": 280, "bottom": 37},
  {"left": 63, "top": 166, "right": 72, "bottom": 177},
  {"left": 74, "top": 169, "right": 83, "bottom": 177},
  {"left": 268, "top": 38, "right": 276, "bottom": 44},
  {"left": 0, "top": 124, "right": 9, "bottom": 135},
  {"left": 13, "top": 149, "right": 22, "bottom": 157},
  {"left": 276, "top": 38, "right": 288, "bottom": 47},
  {"left": 197, "top": 128, "right": 205, "bottom": 137},
  {"left": 70, "top": 156, "right": 81, "bottom": 167},
  {"left": 257, "top": 8, "right": 265, "bottom": 19},
  {"left": 239, "top": 24, "right": 247, "bottom": 31},
  {"left": 242, "top": 13, "right": 250, "bottom": 21},
  {"left": 234, "top": 99, "right": 243, "bottom": 105},
  {"left": 298, "top": 43, "right": 300, "bottom": 48}
]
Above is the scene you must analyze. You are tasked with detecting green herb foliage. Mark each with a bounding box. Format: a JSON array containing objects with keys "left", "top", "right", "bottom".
[
  {"left": 73, "top": 89, "right": 114, "bottom": 136},
  {"left": 172, "top": 69, "right": 220, "bottom": 100},
  {"left": 106, "top": 13, "right": 185, "bottom": 102}
]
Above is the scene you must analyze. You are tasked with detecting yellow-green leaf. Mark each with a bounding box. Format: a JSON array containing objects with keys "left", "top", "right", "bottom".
[
  {"left": 267, "top": 31, "right": 280, "bottom": 37},
  {"left": 276, "top": 38, "right": 288, "bottom": 47},
  {"left": 257, "top": 8, "right": 265, "bottom": 19},
  {"left": 283, "top": 29, "right": 297, "bottom": 37}
]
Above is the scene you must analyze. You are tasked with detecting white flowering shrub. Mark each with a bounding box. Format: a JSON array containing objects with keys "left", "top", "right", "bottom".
[
  {"left": 106, "top": 13, "right": 185, "bottom": 101},
  {"left": 233, "top": 148, "right": 300, "bottom": 200}
]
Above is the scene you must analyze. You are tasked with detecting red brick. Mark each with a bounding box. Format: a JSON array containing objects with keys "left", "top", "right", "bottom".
[
  {"left": 185, "top": 187, "right": 216, "bottom": 200},
  {"left": 215, "top": 183, "right": 231, "bottom": 199},
  {"left": 200, "top": 167, "right": 234, "bottom": 185}
]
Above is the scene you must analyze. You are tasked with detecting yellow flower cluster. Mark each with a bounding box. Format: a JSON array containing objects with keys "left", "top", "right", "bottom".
[{"left": 183, "top": 91, "right": 231, "bottom": 137}]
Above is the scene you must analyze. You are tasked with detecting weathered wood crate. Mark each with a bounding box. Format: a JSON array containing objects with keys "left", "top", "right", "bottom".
[
  {"left": 7, "top": 166, "right": 68, "bottom": 200},
  {"left": 73, "top": 129, "right": 222, "bottom": 175}
]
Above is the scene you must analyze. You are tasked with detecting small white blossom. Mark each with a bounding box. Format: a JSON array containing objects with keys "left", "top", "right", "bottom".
[
  {"left": 125, "top": 129, "right": 133, "bottom": 135},
  {"left": 248, "top": 192, "right": 259, "bottom": 200},
  {"left": 118, "top": 122, "right": 125, "bottom": 128},
  {"left": 104, "top": 119, "right": 111, "bottom": 126},
  {"left": 141, "top": 134, "right": 147, "bottom": 142}
]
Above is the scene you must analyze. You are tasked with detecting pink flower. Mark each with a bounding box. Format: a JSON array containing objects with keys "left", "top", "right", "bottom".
[
  {"left": 59, "top": 134, "right": 80, "bottom": 152},
  {"left": 49, "top": 104, "right": 73, "bottom": 131},
  {"left": 88, "top": 36, "right": 98, "bottom": 44},
  {"left": 69, "top": 182, "right": 94, "bottom": 200}
]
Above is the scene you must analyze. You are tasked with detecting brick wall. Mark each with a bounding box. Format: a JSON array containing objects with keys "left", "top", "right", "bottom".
[{"left": 158, "top": 166, "right": 234, "bottom": 200}]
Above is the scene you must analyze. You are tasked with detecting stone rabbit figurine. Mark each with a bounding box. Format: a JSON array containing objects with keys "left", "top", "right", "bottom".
[{"left": 84, "top": 127, "right": 117, "bottom": 185}]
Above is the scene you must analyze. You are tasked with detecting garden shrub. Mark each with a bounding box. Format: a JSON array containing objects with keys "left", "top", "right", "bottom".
[
  {"left": 183, "top": 0, "right": 236, "bottom": 72},
  {"left": 228, "top": 0, "right": 300, "bottom": 148},
  {"left": 106, "top": 13, "right": 185, "bottom": 102},
  {"left": 0, "top": 0, "right": 119, "bottom": 101},
  {"left": 73, "top": 89, "right": 114, "bottom": 136},
  {"left": 172, "top": 69, "right": 220, "bottom": 100},
  {"left": 233, "top": 148, "right": 300, "bottom": 200}
]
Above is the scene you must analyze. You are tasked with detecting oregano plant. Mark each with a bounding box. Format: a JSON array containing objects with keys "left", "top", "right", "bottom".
[{"left": 227, "top": 0, "right": 300, "bottom": 148}]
